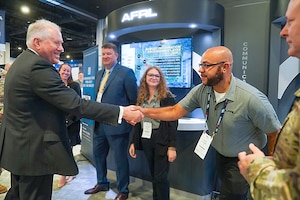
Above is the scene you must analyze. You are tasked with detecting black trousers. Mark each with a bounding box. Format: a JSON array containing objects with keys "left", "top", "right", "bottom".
[
  {"left": 5, "top": 173, "right": 53, "bottom": 200},
  {"left": 216, "top": 152, "right": 249, "bottom": 200},
  {"left": 141, "top": 129, "right": 170, "bottom": 200}
]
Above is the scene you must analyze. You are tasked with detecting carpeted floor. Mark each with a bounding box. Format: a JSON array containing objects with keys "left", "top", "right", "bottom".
[{"left": 0, "top": 145, "right": 210, "bottom": 200}]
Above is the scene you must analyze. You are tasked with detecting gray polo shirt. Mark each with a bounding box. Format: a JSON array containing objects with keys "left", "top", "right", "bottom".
[{"left": 179, "top": 75, "right": 281, "bottom": 157}]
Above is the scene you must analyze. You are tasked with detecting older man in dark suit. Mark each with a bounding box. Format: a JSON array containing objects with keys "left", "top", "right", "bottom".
[
  {"left": 0, "top": 19, "right": 142, "bottom": 200},
  {"left": 84, "top": 43, "right": 137, "bottom": 200}
]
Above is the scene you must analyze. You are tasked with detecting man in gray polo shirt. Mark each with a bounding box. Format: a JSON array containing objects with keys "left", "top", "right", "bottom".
[{"left": 141, "top": 46, "right": 281, "bottom": 200}]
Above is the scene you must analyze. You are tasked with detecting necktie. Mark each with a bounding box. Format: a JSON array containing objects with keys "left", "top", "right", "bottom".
[{"left": 98, "top": 69, "right": 110, "bottom": 93}]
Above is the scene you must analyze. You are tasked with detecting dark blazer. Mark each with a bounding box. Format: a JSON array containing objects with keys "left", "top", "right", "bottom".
[
  {"left": 66, "top": 81, "right": 82, "bottom": 126},
  {"left": 66, "top": 81, "right": 82, "bottom": 146},
  {"left": 0, "top": 49, "right": 120, "bottom": 176},
  {"left": 94, "top": 63, "right": 137, "bottom": 135},
  {"left": 131, "top": 94, "right": 178, "bottom": 154}
]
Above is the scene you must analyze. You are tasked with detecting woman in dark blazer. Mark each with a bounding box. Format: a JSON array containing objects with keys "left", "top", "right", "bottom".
[
  {"left": 57, "top": 63, "right": 82, "bottom": 188},
  {"left": 129, "top": 66, "right": 178, "bottom": 200}
]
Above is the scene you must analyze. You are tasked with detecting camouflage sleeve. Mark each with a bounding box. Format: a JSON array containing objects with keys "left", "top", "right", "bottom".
[
  {"left": 247, "top": 91, "right": 300, "bottom": 200},
  {"left": 246, "top": 157, "right": 298, "bottom": 199}
]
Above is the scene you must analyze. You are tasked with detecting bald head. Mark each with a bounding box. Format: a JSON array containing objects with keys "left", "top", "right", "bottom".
[
  {"left": 198, "top": 46, "right": 234, "bottom": 92},
  {"left": 201, "top": 46, "right": 234, "bottom": 76},
  {"left": 202, "top": 46, "right": 233, "bottom": 64}
]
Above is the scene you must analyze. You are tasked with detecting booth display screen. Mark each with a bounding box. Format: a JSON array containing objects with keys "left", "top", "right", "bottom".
[{"left": 121, "top": 38, "right": 192, "bottom": 88}]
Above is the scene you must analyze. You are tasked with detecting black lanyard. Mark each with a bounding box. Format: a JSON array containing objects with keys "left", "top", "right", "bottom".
[{"left": 205, "top": 92, "right": 229, "bottom": 137}]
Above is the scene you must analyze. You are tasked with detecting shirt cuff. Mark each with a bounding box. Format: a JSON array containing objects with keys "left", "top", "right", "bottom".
[{"left": 118, "top": 106, "right": 124, "bottom": 124}]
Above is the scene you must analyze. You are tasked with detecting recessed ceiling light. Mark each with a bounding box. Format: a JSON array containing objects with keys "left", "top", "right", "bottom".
[{"left": 20, "top": 6, "right": 30, "bottom": 14}]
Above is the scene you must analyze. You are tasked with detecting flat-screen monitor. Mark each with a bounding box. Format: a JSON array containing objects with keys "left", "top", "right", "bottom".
[{"left": 120, "top": 37, "right": 192, "bottom": 88}]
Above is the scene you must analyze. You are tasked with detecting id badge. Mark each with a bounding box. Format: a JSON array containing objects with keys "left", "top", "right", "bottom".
[
  {"left": 96, "top": 93, "right": 103, "bottom": 103},
  {"left": 194, "top": 131, "right": 213, "bottom": 159},
  {"left": 142, "top": 122, "right": 152, "bottom": 139}
]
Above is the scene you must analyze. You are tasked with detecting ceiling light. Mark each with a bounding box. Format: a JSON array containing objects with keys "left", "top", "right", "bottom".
[{"left": 21, "top": 6, "right": 30, "bottom": 14}]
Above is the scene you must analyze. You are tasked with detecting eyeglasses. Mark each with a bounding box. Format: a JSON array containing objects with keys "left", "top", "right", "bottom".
[
  {"left": 199, "top": 62, "right": 225, "bottom": 70},
  {"left": 147, "top": 74, "right": 161, "bottom": 78}
]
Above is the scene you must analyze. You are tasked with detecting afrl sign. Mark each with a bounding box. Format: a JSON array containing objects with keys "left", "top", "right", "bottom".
[{"left": 121, "top": 8, "right": 157, "bottom": 23}]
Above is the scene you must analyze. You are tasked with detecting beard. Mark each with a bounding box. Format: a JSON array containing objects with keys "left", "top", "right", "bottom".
[{"left": 206, "top": 66, "right": 224, "bottom": 86}]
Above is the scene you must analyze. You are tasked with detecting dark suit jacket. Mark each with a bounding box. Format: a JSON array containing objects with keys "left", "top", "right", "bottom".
[
  {"left": 94, "top": 64, "right": 137, "bottom": 135},
  {"left": 0, "top": 49, "right": 120, "bottom": 176}
]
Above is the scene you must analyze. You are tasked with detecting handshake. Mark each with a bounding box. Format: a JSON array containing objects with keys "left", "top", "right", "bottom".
[{"left": 123, "top": 105, "right": 144, "bottom": 125}]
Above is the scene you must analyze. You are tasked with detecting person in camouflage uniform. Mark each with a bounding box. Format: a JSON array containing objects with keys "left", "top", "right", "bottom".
[{"left": 238, "top": 0, "right": 300, "bottom": 199}]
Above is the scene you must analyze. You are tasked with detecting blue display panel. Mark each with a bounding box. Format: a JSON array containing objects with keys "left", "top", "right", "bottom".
[{"left": 121, "top": 38, "right": 192, "bottom": 88}]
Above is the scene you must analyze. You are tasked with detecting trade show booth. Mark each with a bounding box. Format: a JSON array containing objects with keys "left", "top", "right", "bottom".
[{"left": 81, "top": 0, "right": 224, "bottom": 197}]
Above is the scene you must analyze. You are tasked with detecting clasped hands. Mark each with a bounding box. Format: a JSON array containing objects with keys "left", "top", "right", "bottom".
[{"left": 123, "top": 105, "right": 144, "bottom": 125}]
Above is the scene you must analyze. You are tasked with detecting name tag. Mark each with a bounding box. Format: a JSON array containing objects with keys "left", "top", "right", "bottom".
[
  {"left": 96, "top": 93, "right": 103, "bottom": 103},
  {"left": 194, "top": 131, "right": 213, "bottom": 159},
  {"left": 142, "top": 122, "right": 152, "bottom": 139}
]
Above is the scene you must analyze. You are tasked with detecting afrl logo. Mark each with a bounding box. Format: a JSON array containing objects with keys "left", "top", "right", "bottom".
[{"left": 121, "top": 8, "right": 157, "bottom": 23}]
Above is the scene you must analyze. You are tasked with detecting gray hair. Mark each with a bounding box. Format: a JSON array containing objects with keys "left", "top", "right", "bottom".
[{"left": 26, "top": 19, "right": 61, "bottom": 48}]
